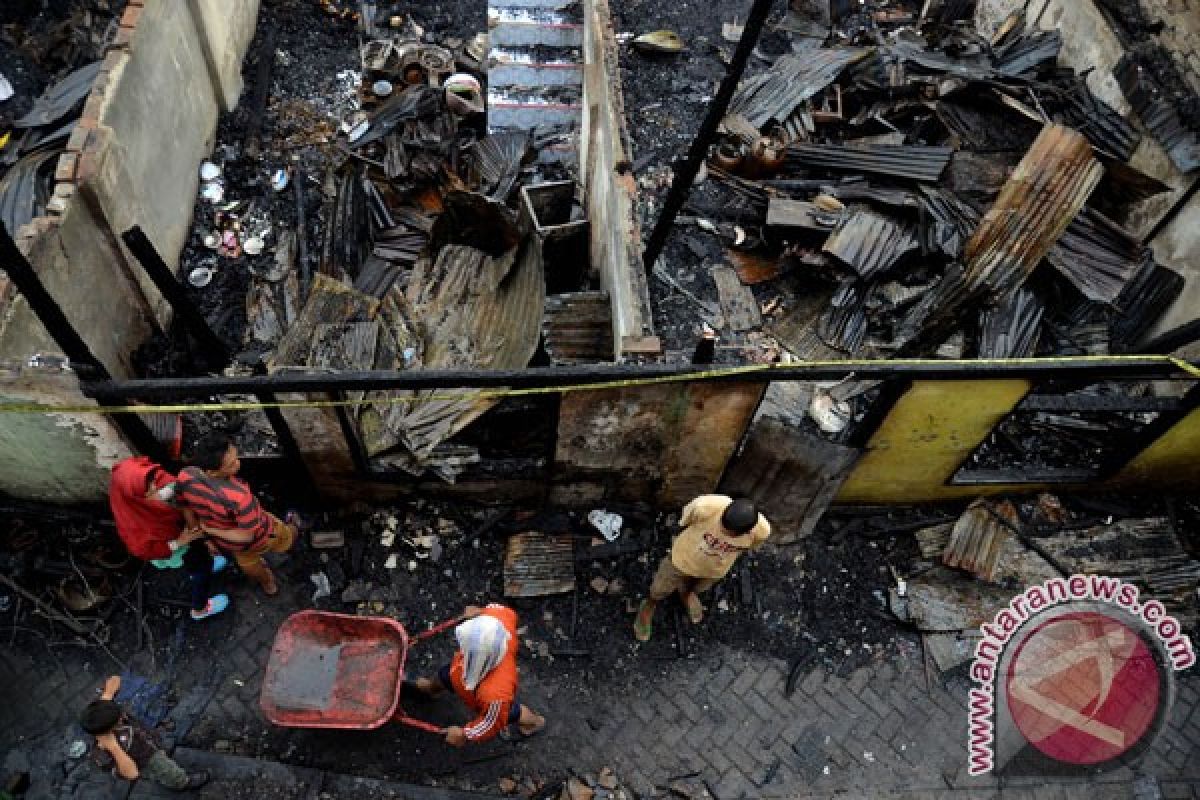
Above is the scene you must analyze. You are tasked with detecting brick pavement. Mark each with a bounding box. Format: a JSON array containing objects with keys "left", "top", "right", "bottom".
[{"left": 4, "top": 574, "right": 1200, "bottom": 799}]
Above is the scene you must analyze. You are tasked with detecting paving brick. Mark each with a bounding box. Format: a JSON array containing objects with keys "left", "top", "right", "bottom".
[{"left": 1160, "top": 781, "right": 1196, "bottom": 800}]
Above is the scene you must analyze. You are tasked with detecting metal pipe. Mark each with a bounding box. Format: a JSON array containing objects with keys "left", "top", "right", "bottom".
[
  {"left": 78, "top": 357, "right": 1199, "bottom": 400},
  {"left": 641, "top": 0, "right": 778, "bottom": 269},
  {"left": 121, "top": 226, "right": 231, "bottom": 362}
]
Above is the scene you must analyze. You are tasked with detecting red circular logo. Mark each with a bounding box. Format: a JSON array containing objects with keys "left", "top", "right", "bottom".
[{"left": 1005, "top": 611, "right": 1162, "bottom": 765}]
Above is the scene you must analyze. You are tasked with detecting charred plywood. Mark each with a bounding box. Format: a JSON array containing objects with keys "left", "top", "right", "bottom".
[
  {"left": 661, "top": 382, "right": 766, "bottom": 507},
  {"left": 962, "top": 125, "right": 1103, "bottom": 302},
  {"left": 720, "top": 417, "right": 859, "bottom": 543},
  {"left": 504, "top": 532, "right": 576, "bottom": 598},
  {"left": 552, "top": 382, "right": 763, "bottom": 507}
]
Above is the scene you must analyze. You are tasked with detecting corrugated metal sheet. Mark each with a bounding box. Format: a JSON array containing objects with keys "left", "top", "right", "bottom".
[
  {"left": 962, "top": 124, "right": 1103, "bottom": 301},
  {"left": 363, "top": 239, "right": 545, "bottom": 466},
  {"left": 728, "top": 48, "right": 869, "bottom": 130},
  {"left": 978, "top": 287, "right": 1043, "bottom": 358},
  {"left": 1110, "top": 258, "right": 1184, "bottom": 352},
  {"left": 993, "top": 30, "right": 1061, "bottom": 76},
  {"left": 785, "top": 143, "right": 953, "bottom": 182},
  {"left": 543, "top": 291, "right": 615, "bottom": 364},
  {"left": 919, "top": 187, "right": 980, "bottom": 259},
  {"left": 504, "top": 532, "right": 576, "bottom": 597},
  {"left": 1053, "top": 83, "right": 1142, "bottom": 163},
  {"left": 942, "top": 500, "right": 1019, "bottom": 582},
  {"left": 1115, "top": 55, "right": 1200, "bottom": 173},
  {"left": 1046, "top": 207, "right": 1144, "bottom": 305},
  {"left": 822, "top": 210, "right": 918, "bottom": 279}
]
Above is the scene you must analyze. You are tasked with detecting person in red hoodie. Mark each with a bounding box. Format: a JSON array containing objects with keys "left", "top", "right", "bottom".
[
  {"left": 109, "top": 456, "right": 229, "bottom": 620},
  {"left": 409, "top": 604, "right": 546, "bottom": 746}
]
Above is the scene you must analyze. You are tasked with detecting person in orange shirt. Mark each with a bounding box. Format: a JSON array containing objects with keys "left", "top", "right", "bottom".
[{"left": 409, "top": 603, "right": 546, "bottom": 746}]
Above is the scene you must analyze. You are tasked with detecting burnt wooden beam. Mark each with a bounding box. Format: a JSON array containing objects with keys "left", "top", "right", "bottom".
[
  {"left": 642, "top": 0, "right": 778, "bottom": 269},
  {"left": 243, "top": 24, "right": 278, "bottom": 159},
  {"left": 121, "top": 226, "right": 231, "bottom": 362}
]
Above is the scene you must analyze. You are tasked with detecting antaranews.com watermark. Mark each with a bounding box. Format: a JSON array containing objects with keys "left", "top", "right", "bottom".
[{"left": 967, "top": 574, "right": 1195, "bottom": 776}]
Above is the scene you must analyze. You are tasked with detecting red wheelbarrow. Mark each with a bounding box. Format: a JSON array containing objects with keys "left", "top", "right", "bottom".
[{"left": 259, "top": 610, "right": 459, "bottom": 734}]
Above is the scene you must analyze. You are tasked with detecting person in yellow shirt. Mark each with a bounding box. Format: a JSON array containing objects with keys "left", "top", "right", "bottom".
[{"left": 633, "top": 495, "right": 770, "bottom": 642}]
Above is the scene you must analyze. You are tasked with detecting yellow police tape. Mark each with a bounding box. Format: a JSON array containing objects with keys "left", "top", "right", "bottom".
[{"left": 1, "top": 356, "right": 1198, "bottom": 415}]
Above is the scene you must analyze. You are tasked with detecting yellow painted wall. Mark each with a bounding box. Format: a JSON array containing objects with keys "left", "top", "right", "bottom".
[
  {"left": 1110, "top": 406, "right": 1200, "bottom": 489},
  {"left": 836, "top": 379, "right": 1038, "bottom": 504},
  {"left": 836, "top": 379, "right": 1200, "bottom": 504}
]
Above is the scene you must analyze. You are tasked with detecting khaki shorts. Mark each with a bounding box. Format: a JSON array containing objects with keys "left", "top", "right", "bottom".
[{"left": 648, "top": 556, "right": 717, "bottom": 601}]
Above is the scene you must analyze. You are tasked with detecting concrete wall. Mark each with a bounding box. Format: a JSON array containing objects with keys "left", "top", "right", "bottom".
[
  {"left": 0, "top": 366, "right": 130, "bottom": 503},
  {"left": 975, "top": 0, "right": 1200, "bottom": 341},
  {"left": 580, "top": 0, "right": 661, "bottom": 358},
  {"left": 0, "top": 0, "right": 260, "bottom": 502}
]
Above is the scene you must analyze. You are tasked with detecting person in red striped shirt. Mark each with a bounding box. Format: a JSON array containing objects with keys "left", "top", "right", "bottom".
[
  {"left": 409, "top": 604, "right": 546, "bottom": 746},
  {"left": 174, "top": 433, "right": 299, "bottom": 596}
]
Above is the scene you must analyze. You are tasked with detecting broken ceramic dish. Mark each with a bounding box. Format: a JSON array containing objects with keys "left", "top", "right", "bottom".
[
  {"left": 187, "top": 266, "right": 215, "bottom": 288},
  {"left": 199, "top": 161, "right": 221, "bottom": 182}
]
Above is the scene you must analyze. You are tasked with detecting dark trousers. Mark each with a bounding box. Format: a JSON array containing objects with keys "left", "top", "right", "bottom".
[{"left": 182, "top": 544, "right": 213, "bottom": 612}]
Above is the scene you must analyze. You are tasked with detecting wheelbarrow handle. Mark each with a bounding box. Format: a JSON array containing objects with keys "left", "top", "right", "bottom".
[
  {"left": 410, "top": 614, "right": 463, "bottom": 644},
  {"left": 393, "top": 711, "right": 446, "bottom": 735}
]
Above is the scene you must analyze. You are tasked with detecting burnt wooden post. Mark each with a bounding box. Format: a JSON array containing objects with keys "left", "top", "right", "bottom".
[
  {"left": 642, "top": 0, "right": 777, "bottom": 269},
  {"left": 121, "top": 226, "right": 231, "bottom": 362},
  {"left": 0, "top": 224, "right": 167, "bottom": 461}
]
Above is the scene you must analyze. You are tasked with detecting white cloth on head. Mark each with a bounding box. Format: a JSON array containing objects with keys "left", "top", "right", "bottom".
[{"left": 455, "top": 614, "right": 510, "bottom": 691}]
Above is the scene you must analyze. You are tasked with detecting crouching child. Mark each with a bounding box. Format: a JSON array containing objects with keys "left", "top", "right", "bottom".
[{"left": 81, "top": 676, "right": 209, "bottom": 791}]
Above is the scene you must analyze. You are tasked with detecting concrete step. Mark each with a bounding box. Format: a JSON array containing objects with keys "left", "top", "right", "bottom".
[
  {"left": 488, "top": 90, "right": 584, "bottom": 129},
  {"left": 488, "top": 8, "right": 583, "bottom": 48},
  {"left": 489, "top": 47, "right": 583, "bottom": 87}
]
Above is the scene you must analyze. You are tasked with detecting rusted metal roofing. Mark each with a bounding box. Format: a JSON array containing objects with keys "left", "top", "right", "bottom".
[
  {"left": 504, "top": 532, "right": 576, "bottom": 597},
  {"left": 942, "top": 500, "right": 1019, "bottom": 583},
  {"left": 728, "top": 47, "right": 868, "bottom": 130},
  {"left": 785, "top": 142, "right": 953, "bottom": 182},
  {"left": 1046, "top": 207, "right": 1144, "bottom": 305},
  {"left": 542, "top": 291, "right": 615, "bottom": 364},
  {"left": 363, "top": 240, "right": 545, "bottom": 465},
  {"left": 1115, "top": 55, "right": 1200, "bottom": 173},
  {"left": 962, "top": 124, "right": 1103, "bottom": 301},
  {"left": 822, "top": 210, "right": 918, "bottom": 279}
]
